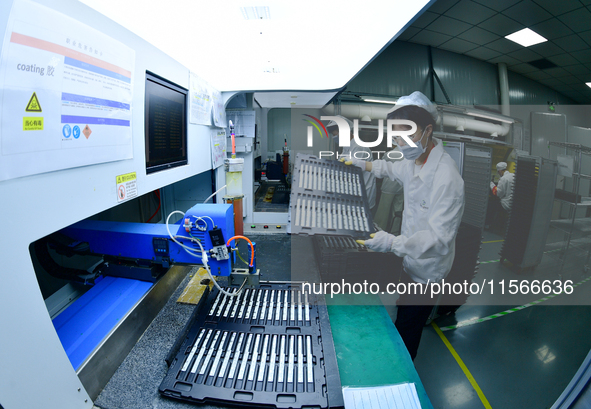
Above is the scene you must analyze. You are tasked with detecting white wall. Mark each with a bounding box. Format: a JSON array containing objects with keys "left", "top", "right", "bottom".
[{"left": 0, "top": 1, "right": 218, "bottom": 407}]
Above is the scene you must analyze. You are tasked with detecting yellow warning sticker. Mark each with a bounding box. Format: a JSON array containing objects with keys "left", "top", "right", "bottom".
[
  {"left": 23, "top": 117, "right": 43, "bottom": 131},
  {"left": 116, "top": 172, "right": 136, "bottom": 184},
  {"left": 25, "top": 92, "right": 42, "bottom": 112}
]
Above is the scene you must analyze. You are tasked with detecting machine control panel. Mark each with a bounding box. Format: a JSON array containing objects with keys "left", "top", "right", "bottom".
[
  {"left": 209, "top": 228, "right": 229, "bottom": 260},
  {"left": 152, "top": 237, "right": 169, "bottom": 256}
]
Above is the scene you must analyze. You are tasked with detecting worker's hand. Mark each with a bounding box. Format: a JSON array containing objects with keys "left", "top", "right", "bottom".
[
  {"left": 490, "top": 181, "right": 496, "bottom": 190},
  {"left": 344, "top": 158, "right": 366, "bottom": 170},
  {"left": 339, "top": 157, "right": 346, "bottom": 162},
  {"left": 363, "top": 231, "right": 395, "bottom": 253}
]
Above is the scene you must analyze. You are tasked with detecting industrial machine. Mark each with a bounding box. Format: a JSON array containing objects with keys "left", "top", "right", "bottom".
[{"left": 55, "top": 203, "right": 259, "bottom": 289}]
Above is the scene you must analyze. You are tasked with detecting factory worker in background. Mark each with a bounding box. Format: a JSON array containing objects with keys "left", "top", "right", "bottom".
[
  {"left": 347, "top": 91, "right": 464, "bottom": 360},
  {"left": 491, "top": 162, "right": 514, "bottom": 212},
  {"left": 327, "top": 115, "right": 377, "bottom": 211},
  {"left": 373, "top": 146, "right": 404, "bottom": 235}
]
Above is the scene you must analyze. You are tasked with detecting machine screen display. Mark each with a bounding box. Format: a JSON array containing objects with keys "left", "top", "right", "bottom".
[{"left": 145, "top": 72, "right": 188, "bottom": 174}]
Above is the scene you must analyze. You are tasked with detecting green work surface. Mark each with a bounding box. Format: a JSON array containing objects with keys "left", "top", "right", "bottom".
[{"left": 327, "top": 294, "right": 434, "bottom": 409}]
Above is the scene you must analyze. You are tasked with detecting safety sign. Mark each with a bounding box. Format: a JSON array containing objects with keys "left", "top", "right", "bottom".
[
  {"left": 116, "top": 172, "right": 137, "bottom": 203},
  {"left": 25, "top": 92, "right": 42, "bottom": 112}
]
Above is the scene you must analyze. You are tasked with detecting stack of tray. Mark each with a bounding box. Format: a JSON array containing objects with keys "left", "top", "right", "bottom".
[
  {"left": 312, "top": 235, "right": 402, "bottom": 282},
  {"left": 290, "top": 154, "right": 375, "bottom": 239},
  {"left": 499, "top": 156, "right": 538, "bottom": 266}
]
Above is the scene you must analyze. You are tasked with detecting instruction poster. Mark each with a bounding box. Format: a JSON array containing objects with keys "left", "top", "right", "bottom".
[
  {"left": 189, "top": 71, "right": 226, "bottom": 127},
  {"left": 189, "top": 72, "right": 212, "bottom": 125},
  {"left": 0, "top": 0, "right": 135, "bottom": 181},
  {"left": 211, "top": 128, "right": 226, "bottom": 169},
  {"left": 211, "top": 88, "right": 226, "bottom": 127}
]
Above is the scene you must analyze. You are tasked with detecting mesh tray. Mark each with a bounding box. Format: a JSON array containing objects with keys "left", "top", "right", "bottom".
[
  {"left": 159, "top": 283, "right": 344, "bottom": 409},
  {"left": 290, "top": 154, "right": 375, "bottom": 238}
]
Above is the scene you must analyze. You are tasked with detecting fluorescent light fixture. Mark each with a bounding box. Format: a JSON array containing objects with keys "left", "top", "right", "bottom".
[
  {"left": 362, "top": 97, "right": 397, "bottom": 104},
  {"left": 240, "top": 6, "right": 270, "bottom": 20},
  {"left": 466, "top": 111, "right": 514, "bottom": 124},
  {"left": 586, "top": 82, "right": 591, "bottom": 89},
  {"left": 505, "top": 28, "right": 547, "bottom": 47}
]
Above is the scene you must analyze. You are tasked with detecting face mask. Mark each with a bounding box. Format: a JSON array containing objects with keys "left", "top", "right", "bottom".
[{"left": 399, "top": 128, "right": 427, "bottom": 161}]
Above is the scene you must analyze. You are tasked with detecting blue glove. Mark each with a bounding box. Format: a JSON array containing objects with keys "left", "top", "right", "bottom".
[{"left": 361, "top": 231, "right": 394, "bottom": 253}]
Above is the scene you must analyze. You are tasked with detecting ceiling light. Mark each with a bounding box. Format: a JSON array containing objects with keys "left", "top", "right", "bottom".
[
  {"left": 586, "top": 82, "right": 591, "bottom": 89},
  {"left": 240, "top": 6, "right": 270, "bottom": 20},
  {"left": 466, "top": 111, "right": 515, "bottom": 124},
  {"left": 362, "top": 97, "right": 397, "bottom": 104},
  {"left": 505, "top": 28, "right": 547, "bottom": 47}
]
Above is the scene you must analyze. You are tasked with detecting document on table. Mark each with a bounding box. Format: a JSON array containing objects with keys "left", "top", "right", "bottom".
[{"left": 342, "top": 383, "right": 422, "bottom": 409}]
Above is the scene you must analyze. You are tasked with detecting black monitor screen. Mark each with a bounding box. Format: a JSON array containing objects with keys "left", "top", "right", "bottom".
[{"left": 145, "top": 72, "right": 187, "bottom": 174}]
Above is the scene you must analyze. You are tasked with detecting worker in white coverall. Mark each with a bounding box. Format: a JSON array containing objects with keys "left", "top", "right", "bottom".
[
  {"left": 491, "top": 161, "right": 514, "bottom": 211},
  {"left": 485, "top": 161, "right": 514, "bottom": 229},
  {"left": 347, "top": 91, "right": 465, "bottom": 360},
  {"left": 326, "top": 115, "right": 377, "bottom": 211}
]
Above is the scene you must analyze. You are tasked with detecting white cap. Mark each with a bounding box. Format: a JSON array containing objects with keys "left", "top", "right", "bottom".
[
  {"left": 496, "top": 162, "right": 507, "bottom": 171},
  {"left": 388, "top": 91, "right": 438, "bottom": 122},
  {"left": 325, "top": 115, "right": 354, "bottom": 133}
]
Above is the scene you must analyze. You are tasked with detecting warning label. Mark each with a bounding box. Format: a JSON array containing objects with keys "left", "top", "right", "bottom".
[
  {"left": 23, "top": 117, "right": 43, "bottom": 131},
  {"left": 116, "top": 172, "right": 137, "bottom": 203},
  {"left": 83, "top": 124, "right": 92, "bottom": 139},
  {"left": 25, "top": 92, "right": 42, "bottom": 112}
]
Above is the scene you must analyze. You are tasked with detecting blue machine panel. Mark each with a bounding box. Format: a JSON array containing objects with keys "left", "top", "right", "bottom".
[
  {"left": 60, "top": 203, "right": 235, "bottom": 276},
  {"left": 52, "top": 276, "right": 153, "bottom": 370}
]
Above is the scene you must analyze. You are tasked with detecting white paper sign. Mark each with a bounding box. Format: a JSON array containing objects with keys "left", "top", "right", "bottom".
[
  {"left": 189, "top": 71, "right": 212, "bottom": 125},
  {"left": 211, "top": 128, "right": 227, "bottom": 169},
  {"left": 211, "top": 88, "right": 226, "bottom": 127},
  {"left": 557, "top": 155, "right": 574, "bottom": 177},
  {"left": 0, "top": 0, "right": 135, "bottom": 181}
]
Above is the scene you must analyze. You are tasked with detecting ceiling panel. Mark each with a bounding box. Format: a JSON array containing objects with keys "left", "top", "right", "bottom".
[
  {"left": 410, "top": 29, "right": 453, "bottom": 47},
  {"left": 528, "top": 41, "right": 564, "bottom": 57},
  {"left": 464, "top": 46, "right": 502, "bottom": 60},
  {"left": 428, "top": 0, "right": 462, "bottom": 14},
  {"left": 411, "top": 11, "right": 440, "bottom": 28},
  {"left": 445, "top": 0, "right": 497, "bottom": 25},
  {"left": 548, "top": 54, "right": 582, "bottom": 66},
  {"left": 570, "top": 49, "right": 591, "bottom": 64},
  {"left": 477, "top": 13, "right": 524, "bottom": 36},
  {"left": 531, "top": 0, "right": 584, "bottom": 16},
  {"left": 551, "top": 35, "right": 589, "bottom": 53},
  {"left": 530, "top": 18, "right": 574, "bottom": 40},
  {"left": 507, "top": 48, "right": 543, "bottom": 62},
  {"left": 578, "top": 30, "right": 591, "bottom": 47},
  {"left": 557, "top": 7, "right": 591, "bottom": 32},
  {"left": 564, "top": 65, "right": 591, "bottom": 76},
  {"left": 457, "top": 26, "right": 500, "bottom": 44},
  {"left": 439, "top": 38, "right": 479, "bottom": 53},
  {"left": 510, "top": 63, "right": 539, "bottom": 74},
  {"left": 559, "top": 76, "right": 584, "bottom": 85},
  {"left": 502, "top": 0, "right": 552, "bottom": 26},
  {"left": 544, "top": 67, "right": 573, "bottom": 78},
  {"left": 397, "top": 26, "right": 422, "bottom": 42},
  {"left": 472, "top": 0, "right": 521, "bottom": 12},
  {"left": 485, "top": 38, "right": 523, "bottom": 54},
  {"left": 426, "top": 15, "right": 473, "bottom": 36}
]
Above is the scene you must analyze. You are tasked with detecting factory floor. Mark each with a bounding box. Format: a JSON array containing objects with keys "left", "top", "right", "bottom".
[
  {"left": 93, "top": 230, "right": 591, "bottom": 409},
  {"left": 410, "top": 228, "right": 591, "bottom": 409}
]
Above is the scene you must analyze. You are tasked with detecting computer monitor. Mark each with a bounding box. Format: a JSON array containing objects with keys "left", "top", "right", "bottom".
[{"left": 145, "top": 72, "right": 188, "bottom": 174}]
